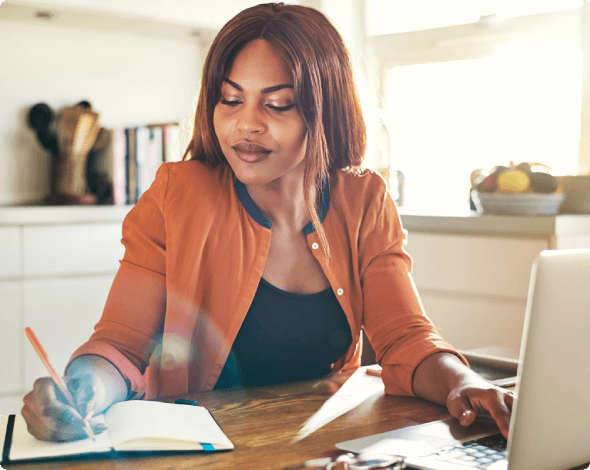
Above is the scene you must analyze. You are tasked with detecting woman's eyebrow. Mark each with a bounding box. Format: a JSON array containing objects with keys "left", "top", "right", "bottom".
[{"left": 224, "top": 78, "right": 293, "bottom": 94}]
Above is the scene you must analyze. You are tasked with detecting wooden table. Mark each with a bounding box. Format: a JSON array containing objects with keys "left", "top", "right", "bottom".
[
  {"left": 6, "top": 368, "right": 444, "bottom": 469},
  {"left": 6, "top": 368, "right": 590, "bottom": 470}
]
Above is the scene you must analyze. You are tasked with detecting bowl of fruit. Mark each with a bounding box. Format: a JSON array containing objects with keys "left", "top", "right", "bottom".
[{"left": 470, "top": 162, "right": 564, "bottom": 215}]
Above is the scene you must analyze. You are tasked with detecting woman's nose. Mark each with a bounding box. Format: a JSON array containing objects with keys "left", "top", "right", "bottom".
[{"left": 236, "top": 104, "right": 265, "bottom": 133}]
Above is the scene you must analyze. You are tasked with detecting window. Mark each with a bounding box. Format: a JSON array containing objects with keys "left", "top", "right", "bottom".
[
  {"left": 386, "top": 38, "right": 582, "bottom": 210},
  {"left": 368, "top": 5, "right": 586, "bottom": 211}
]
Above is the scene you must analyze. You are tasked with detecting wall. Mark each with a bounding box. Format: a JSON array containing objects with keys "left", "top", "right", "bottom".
[
  {"left": 0, "top": 18, "right": 201, "bottom": 205},
  {"left": 581, "top": 3, "right": 590, "bottom": 173}
]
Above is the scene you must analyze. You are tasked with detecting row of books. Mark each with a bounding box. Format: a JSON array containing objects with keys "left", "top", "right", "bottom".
[{"left": 98, "top": 123, "right": 182, "bottom": 205}]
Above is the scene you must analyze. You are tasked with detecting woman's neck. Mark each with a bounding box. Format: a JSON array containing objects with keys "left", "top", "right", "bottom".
[{"left": 245, "top": 168, "right": 315, "bottom": 231}]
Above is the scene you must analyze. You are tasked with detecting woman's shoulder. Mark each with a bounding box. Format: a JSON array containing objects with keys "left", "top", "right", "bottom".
[
  {"left": 332, "top": 167, "right": 388, "bottom": 203},
  {"left": 159, "top": 160, "right": 233, "bottom": 195},
  {"left": 153, "top": 160, "right": 234, "bottom": 209},
  {"left": 164, "top": 159, "right": 232, "bottom": 185}
]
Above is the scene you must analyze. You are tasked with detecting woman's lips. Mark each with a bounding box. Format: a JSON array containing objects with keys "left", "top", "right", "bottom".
[{"left": 232, "top": 142, "right": 271, "bottom": 163}]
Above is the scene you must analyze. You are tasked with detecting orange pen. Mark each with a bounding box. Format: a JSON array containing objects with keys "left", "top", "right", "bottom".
[
  {"left": 24, "top": 327, "right": 95, "bottom": 441},
  {"left": 365, "top": 367, "right": 382, "bottom": 377}
]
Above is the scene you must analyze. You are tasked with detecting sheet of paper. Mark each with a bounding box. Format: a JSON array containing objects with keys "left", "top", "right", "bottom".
[
  {"left": 293, "top": 366, "right": 385, "bottom": 442},
  {"left": 8, "top": 414, "right": 112, "bottom": 461}
]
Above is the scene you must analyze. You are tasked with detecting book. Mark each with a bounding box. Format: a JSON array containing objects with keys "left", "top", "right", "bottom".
[
  {"left": 112, "top": 126, "right": 127, "bottom": 205},
  {"left": 1, "top": 400, "right": 233, "bottom": 464},
  {"left": 86, "top": 127, "right": 126, "bottom": 206},
  {"left": 126, "top": 127, "right": 137, "bottom": 204},
  {"left": 135, "top": 126, "right": 151, "bottom": 198},
  {"left": 162, "top": 123, "right": 182, "bottom": 162},
  {"left": 84, "top": 123, "right": 178, "bottom": 206},
  {"left": 148, "top": 125, "right": 164, "bottom": 184}
]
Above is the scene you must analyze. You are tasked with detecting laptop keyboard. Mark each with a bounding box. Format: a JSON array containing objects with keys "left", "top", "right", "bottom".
[{"left": 425, "top": 433, "right": 508, "bottom": 468}]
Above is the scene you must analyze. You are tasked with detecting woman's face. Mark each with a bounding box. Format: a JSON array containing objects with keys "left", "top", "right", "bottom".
[{"left": 213, "top": 39, "right": 307, "bottom": 186}]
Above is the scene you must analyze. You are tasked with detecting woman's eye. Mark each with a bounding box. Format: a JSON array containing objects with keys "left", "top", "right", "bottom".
[
  {"left": 267, "top": 104, "right": 296, "bottom": 112},
  {"left": 220, "top": 98, "right": 241, "bottom": 107}
]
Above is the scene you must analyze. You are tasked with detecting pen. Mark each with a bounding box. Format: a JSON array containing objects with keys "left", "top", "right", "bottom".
[
  {"left": 365, "top": 367, "right": 382, "bottom": 377},
  {"left": 24, "top": 327, "right": 96, "bottom": 441}
]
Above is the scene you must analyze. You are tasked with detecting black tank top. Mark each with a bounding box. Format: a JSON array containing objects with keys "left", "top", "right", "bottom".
[{"left": 214, "top": 277, "right": 352, "bottom": 389}]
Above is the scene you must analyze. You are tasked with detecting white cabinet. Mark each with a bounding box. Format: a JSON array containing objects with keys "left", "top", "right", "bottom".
[
  {"left": 406, "top": 232, "right": 549, "bottom": 352},
  {"left": 401, "top": 212, "right": 590, "bottom": 356},
  {"left": 0, "top": 227, "right": 21, "bottom": 278},
  {"left": 23, "top": 276, "right": 115, "bottom": 389},
  {"left": 23, "top": 224, "right": 123, "bottom": 276},
  {"left": 418, "top": 293, "right": 527, "bottom": 353},
  {"left": 0, "top": 206, "right": 130, "bottom": 415},
  {"left": 408, "top": 233, "right": 548, "bottom": 299},
  {"left": 0, "top": 282, "right": 23, "bottom": 396}
]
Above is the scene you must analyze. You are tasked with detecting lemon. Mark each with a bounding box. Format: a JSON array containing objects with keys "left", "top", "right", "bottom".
[{"left": 497, "top": 170, "right": 530, "bottom": 193}]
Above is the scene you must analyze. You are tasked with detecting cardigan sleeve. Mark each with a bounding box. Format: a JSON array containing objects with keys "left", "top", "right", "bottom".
[
  {"left": 68, "top": 164, "right": 170, "bottom": 399},
  {"left": 359, "top": 177, "right": 467, "bottom": 397}
]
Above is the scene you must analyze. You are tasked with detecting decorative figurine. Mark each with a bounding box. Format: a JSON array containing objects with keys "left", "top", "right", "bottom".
[{"left": 27, "top": 101, "right": 113, "bottom": 205}]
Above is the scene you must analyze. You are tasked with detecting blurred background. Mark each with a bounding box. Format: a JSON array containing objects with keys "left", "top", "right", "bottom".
[{"left": 0, "top": 0, "right": 588, "bottom": 210}]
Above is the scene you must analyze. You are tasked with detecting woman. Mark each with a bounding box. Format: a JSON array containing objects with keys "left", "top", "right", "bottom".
[{"left": 22, "top": 2, "right": 513, "bottom": 442}]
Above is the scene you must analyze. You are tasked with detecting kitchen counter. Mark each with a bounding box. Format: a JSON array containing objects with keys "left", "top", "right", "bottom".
[
  {"left": 0, "top": 206, "right": 590, "bottom": 235},
  {"left": 398, "top": 208, "right": 590, "bottom": 238},
  {"left": 2, "top": 205, "right": 590, "bottom": 236}
]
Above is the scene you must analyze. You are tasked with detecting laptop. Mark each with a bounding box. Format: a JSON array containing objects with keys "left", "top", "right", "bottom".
[{"left": 337, "top": 249, "right": 590, "bottom": 470}]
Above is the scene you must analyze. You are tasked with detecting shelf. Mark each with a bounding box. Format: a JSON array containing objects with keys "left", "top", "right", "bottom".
[{"left": 0, "top": 205, "right": 132, "bottom": 225}]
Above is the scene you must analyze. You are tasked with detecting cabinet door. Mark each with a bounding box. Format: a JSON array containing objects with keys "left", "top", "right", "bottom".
[
  {"left": 0, "top": 227, "right": 22, "bottom": 279},
  {"left": 419, "top": 291, "right": 527, "bottom": 351},
  {"left": 0, "top": 282, "right": 23, "bottom": 395},
  {"left": 23, "top": 224, "right": 124, "bottom": 277},
  {"left": 406, "top": 233, "right": 549, "bottom": 299},
  {"left": 23, "top": 275, "right": 114, "bottom": 389}
]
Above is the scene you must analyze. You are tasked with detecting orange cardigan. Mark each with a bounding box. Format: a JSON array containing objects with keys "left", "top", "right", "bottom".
[{"left": 70, "top": 160, "right": 465, "bottom": 399}]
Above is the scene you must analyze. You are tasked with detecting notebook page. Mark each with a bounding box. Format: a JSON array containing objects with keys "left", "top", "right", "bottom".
[
  {"left": 105, "top": 401, "right": 233, "bottom": 451},
  {"left": 7, "top": 414, "right": 112, "bottom": 461}
]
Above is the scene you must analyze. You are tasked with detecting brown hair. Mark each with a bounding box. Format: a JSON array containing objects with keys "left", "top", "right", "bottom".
[{"left": 184, "top": 2, "right": 367, "bottom": 257}]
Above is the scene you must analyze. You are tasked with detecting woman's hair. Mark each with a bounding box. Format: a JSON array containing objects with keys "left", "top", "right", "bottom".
[{"left": 184, "top": 2, "right": 367, "bottom": 257}]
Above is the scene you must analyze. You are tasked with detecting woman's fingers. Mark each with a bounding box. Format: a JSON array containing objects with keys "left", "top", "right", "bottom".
[
  {"left": 475, "top": 390, "right": 512, "bottom": 439},
  {"left": 22, "top": 395, "right": 51, "bottom": 441},
  {"left": 22, "top": 376, "right": 106, "bottom": 442},
  {"left": 447, "top": 391, "right": 477, "bottom": 426},
  {"left": 448, "top": 385, "right": 514, "bottom": 439}
]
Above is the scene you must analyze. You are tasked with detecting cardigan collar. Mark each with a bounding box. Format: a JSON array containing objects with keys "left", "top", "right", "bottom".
[{"left": 233, "top": 177, "right": 330, "bottom": 235}]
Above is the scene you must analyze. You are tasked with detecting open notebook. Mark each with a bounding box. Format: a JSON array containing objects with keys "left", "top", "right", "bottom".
[{"left": 1, "top": 400, "right": 233, "bottom": 464}]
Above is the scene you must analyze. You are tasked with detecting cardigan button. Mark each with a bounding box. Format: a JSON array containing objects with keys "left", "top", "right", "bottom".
[
  {"left": 311, "top": 242, "right": 319, "bottom": 249},
  {"left": 337, "top": 288, "right": 343, "bottom": 295}
]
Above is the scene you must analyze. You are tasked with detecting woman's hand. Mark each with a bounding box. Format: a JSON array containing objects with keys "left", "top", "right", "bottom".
[
  {"left": 446, "top": 377, "right": 514, "bottom": 439},
  {"left": 412, "top": 352, "right": 515, "bottom": 439},
  {"left": 21, "top": 371, "right": 108, "bottom": 442}
]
